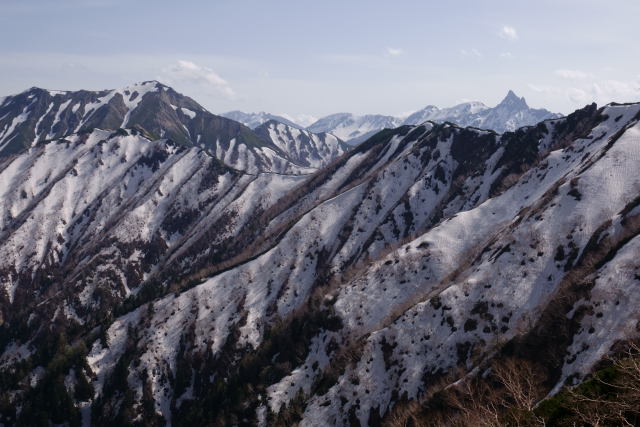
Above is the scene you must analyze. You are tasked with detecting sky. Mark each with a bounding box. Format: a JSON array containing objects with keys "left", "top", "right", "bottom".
[{"left": 1, "top": 0, "right": 639, "bottom": 123}]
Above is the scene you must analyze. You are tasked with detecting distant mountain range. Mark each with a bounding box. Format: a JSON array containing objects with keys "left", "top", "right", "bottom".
[
  {"left": 402, "top": 90, "right": 563, "bottom": 132},
  {"left": 224, "top": 90, "right": 562, "bottom": 145}
]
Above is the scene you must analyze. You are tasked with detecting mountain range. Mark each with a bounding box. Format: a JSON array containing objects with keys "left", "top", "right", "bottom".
[
  {"left": 0, "top": 81, "right": 348, "bottom": 174},
  {"left": 0, "top": 81, "right": 639, "bottom": 426},
  {"left": 224, "top": 90, "right": 562, "bottom": 145}
]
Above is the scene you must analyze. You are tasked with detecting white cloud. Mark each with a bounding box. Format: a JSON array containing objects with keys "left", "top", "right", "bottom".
[
  {"left": 567, "top": 87, "right": 589, "bottom": 104},
  {"left": 528, "top": 83, "right": 560, "bottom": 94},
  {"left": 555, "top": 69, "right": 593, "bottom": 80},
  {"left": 499, "top": 26, "right": 518, "bottom": 41},
  {"left": 386, "top": 47, "right": 404, "bottom": 56},
  {"left": 528, "top": 76, "right": 640, "bottom": 109},
  {"left": 593, "top": 79, "right": 640, "bottom": 101},
  {"left": 460, "top": 48, "right": 483, "bottom": 59},
  {"left": 499, "top": 51, "right": 514, "bottom": 59},
  {"left": 162, "top": 60, "right": 236, "bottom": 99}
]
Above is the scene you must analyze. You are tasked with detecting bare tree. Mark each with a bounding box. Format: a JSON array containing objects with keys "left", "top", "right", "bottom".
[
  {"left": 492, "top": 358, "right": 544, "bottom": 413},
  {"left": 564, "top": 342, "right": 640, "bottom": 426},
  {"left": 436, "top": 357, "right": 548, "bottom": 427},
  {"left": 444, "top": 379, "right": 502, "bottom": 427}
]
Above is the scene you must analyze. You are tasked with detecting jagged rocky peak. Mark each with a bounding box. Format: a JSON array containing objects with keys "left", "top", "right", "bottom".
[{"left": 498, "top": 89, "right": 529, "bottom": 109}]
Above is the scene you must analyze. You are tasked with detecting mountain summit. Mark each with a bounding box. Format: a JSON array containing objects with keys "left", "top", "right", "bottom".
[{"left": 499, "top": 89, "right": 529, "bottom": 109}]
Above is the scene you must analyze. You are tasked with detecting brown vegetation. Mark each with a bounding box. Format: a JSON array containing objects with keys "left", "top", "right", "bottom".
[{"left": 384, "top": 341, "right": 640, "bottom": 427}]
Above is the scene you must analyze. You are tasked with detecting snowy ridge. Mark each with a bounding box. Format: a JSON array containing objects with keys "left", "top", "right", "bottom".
[
  {"left": 302, "top": 104, "right": 640, "bottom": 425},
  {"left": 255, "top": 120, "right": 350, "bottom": 169},
  {"left": 85, "top": 103, "right": 640, "bottom": 424},
  {"left": 0, "top": 127, "right": 304, "bottom": 332},
  {"left": 220, "top": 110, "right": 306, "bottom": 130},
  {"left": 0, "top": 81, "right": 165, "bottom": 155},
  {"left": 307, "top": 113, "right": 403, "bottom": 145}
]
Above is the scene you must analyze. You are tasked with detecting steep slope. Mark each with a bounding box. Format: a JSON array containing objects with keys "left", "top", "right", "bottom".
[
  {"left": 220, "top": 111, "right": 305, "bottom": 130},
  {"left": 0, "top": 128, "right": 307, "bottom": 372},
  {"left": 0, "top": 82, "right": 318, "bottom": 174},
  {"left": 77, "top": 104, "right": 639, "bottom": 426},
  {"left": 0, "top": 116, "right": 504, "bottom": 424},
  {"left": 254, "top": 120, "right": 350, "bottom": 168},
  {"left": 107, "top": 104, "right": 640, "bottom": 425},
  {"left": 301, "top": 103, "right": 640, "bottom": 425},
  {"left": 307, "top": 113, "right": 403, "bottom": 145}
]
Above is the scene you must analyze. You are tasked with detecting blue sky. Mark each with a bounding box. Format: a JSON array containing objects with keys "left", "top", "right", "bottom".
[{"left": 1, "top": 0, "right": 638, "bottom": 121}]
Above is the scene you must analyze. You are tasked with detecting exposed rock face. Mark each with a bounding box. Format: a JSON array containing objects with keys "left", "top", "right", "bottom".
[{"left": 0, "top": 95, "right": 639, "bottom": 427}]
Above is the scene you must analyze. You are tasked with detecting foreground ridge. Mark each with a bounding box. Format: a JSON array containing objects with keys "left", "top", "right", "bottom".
[{"left": 0, "top": 99, "right": 638, "bottom": 425}]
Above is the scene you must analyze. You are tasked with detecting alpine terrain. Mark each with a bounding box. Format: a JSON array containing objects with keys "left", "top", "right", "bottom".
[{"left": 0, "top": 81, "right": 639, "bottom": 427}]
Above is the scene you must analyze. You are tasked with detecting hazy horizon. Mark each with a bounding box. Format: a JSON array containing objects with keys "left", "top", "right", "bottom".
[{"left": 1, "top": 0, "right": 639, "bottom": 120}]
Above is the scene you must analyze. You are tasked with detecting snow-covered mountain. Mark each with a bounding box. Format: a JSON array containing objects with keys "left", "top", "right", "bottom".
[
  {"left": 0, "top": 82, "right": 345, "bottom": 174},
  {"left": 306, "top": 112, "right": 403, "bottom": 145},
  {"left": 254, "top": 120, "right": 350, "bottom": 168},
  {"left": 404, "top": 90, "right": 563, "bottom": 132},
  {"left": 0, "top": 128, "right": 305, "bottom": 312},
  {"left": 308, "top": 90, "right": 561, "bottom": 145},
  {"left": 1, "top": 86, "right": 639, "bottom": 426},
  {"left": 220, "top": 110, "right": 305, "bottom": 130}
]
